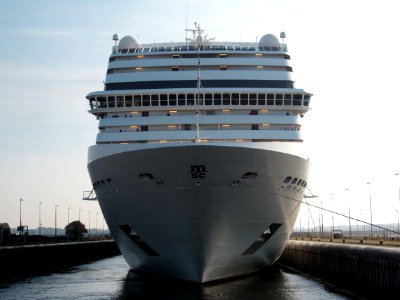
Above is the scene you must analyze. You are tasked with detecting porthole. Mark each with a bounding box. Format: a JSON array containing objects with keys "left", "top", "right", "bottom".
[
  {"left": 291, "top": 178, "right": 298, "bottom": 185},
  {"left": 283, "top": 176, "right": 292, "bottom": 183}
]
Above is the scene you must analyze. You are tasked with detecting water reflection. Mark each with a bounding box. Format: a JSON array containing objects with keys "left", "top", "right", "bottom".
[
  {"left": 116, "top": 266, "right": 348, "bottom": 300},
  {"left": 0, "top": 256, "right": 349, "bottom": 300}
]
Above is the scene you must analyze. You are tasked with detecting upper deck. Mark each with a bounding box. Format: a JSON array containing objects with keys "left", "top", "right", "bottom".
[{"left": 86, "top": 28, "right": 312, "bottom": 145}]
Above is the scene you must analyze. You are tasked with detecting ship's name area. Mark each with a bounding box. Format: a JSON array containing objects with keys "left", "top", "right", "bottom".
[{"left": 190, "top": 165, "right": 207, "bottom": 179}]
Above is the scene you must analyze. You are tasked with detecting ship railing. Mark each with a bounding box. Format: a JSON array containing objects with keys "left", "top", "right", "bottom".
[{"left": 112, "top": 43, "right": 287, "bottom": 55}]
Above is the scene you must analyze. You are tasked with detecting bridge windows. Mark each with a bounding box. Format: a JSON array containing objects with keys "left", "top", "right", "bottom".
[{"left": 89, "top": 92, "right": 311, "bottom": 111}]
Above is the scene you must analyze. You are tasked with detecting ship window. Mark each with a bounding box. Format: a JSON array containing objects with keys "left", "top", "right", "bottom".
[
  {"left": 240, "top": 93, "right": 248, "bottom": 105},
  {"left": 143, "top": 95, "right": 150, "bottom": 106},
  {"left": 97, "top": 96, "right": 107, "bottom": 108},
  {"left": 223, "top": 93, "right": 230, "bottom": 105},
  {"left": 125, "top": 95, "right": 133, "bottom": 107},
  {"left": 184, "top": 94, "right": 192, "bottom": 105},
  {"left": 184, "top": 124, "right": 191, "bottom": 130},
  {"left": 291, "top": 178, "right": 298, "bottom": 184},
  {"left": 283, "top": 176, "right": 292, "bottom": 183},
  {"left": 275, "top": 94, "right": 283, "bottom": 106},
  {"left": 293, "top": 94, "right": 302, "bottom": 106},
  {"left": 249, "top": 94, "right": 257, "bottom": 105},
  {"left": 169, "top": 94, "right": 177, "bottom": 106},
  {"left": 266, "top": 94, "right": 274, "bottom": 105},
  {"left": 178, "top": 94, "right": 185, "bottom": 106},
  {"left": 214, "top": 93, "right": 221, "bottom": 105},
  {"left": 89, "top": 97, "right": 96, "bottom": 109},
  {"left": 250, "top": 110, "right": 258, "bottom": 115},
  {"left": 232, "top": 93, "right": 239, "bottom": 105},
  {"left": 108, "top": 96, "right": 115, "bottom": 108},
  {"left": 297, "top": 179, "right": 303, "bottom": 186},
  {"left": 172, "top": 66, "right": 179, "bottom": 71},
  {"left": 117, "top": 96, "right": 124, "bottom": 107},
  {"left": 197, "top": 93, "right": 204, "bottom": 105},
  {"left": 151, "top": 95, "right": 159, "bottom": 106},
  {"left": 284, "top": 94, "right": 292, "bottom": 106},
  {"left": 134, "top": 95, "right": 141, "bottom": 107},
  {"left": 304, "top": 95, "right": 310, "bottom": 106},
  {"left": 205, "top": 93, "right": 213, "bottom": 105},
  {"left": 220, "top": 65, "right": 228, "bottom": 70},
  {"left": 258, "top": 94, "right": 265, "bottom": 105},
  {"left": 160, "top": 94, "right": 168, "bottom": 106}
]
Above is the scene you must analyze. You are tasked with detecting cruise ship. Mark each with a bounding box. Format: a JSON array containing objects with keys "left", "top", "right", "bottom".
[{"left": 85, "top": 25, "right": 312, "bottom": 283}]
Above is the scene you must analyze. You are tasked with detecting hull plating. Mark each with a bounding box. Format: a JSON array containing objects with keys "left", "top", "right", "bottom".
[{"left": 88, "top": 144, "right": 309, "bottom": 282}]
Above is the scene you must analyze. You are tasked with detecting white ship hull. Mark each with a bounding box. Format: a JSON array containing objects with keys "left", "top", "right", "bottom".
[{"left": 87, "top": 143, "right": 309, "bottom": 282}]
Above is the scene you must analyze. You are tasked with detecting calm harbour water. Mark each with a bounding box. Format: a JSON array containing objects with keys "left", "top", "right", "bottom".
[{"left": 0, "top": 255, "right": 351, "bottom": 300}]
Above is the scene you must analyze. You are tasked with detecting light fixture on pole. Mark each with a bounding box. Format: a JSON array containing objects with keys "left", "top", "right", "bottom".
[
  {"left": 367, "top": 182, "right": 373, "bottom": 237},
  {"left": 89, "top": 211, "right": 91, "bottom": 239},
  {"left": 19, "top": 198, "right": 23, "bottom": 235},
  {"left": 39, "top": 202, "right": 43, "bottom": 236},
  {"left": 79, "top": 209, "right": 81, "bottom": 222},
  {"left": 396, "top": 209, "right": 400, "bottom": 234},
  {"left": 396, "top": 173, "right": 399, "bottom": 221},
  {"left": 68, "top": 207, "right": 71, "bottom": 225},
  {"left": 345, "top": 188, "right": 351, "bottom": 238},
  {"left": 55, "top": 204, "right": 58, "bottom": 237},
  {"left": 96, "top": 213, "right": 98, "bottom": 237}
]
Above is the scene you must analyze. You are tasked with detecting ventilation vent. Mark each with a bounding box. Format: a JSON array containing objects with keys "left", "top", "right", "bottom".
[
  {"left": 241, "top": 223, "right": 281, "bottom": 255},
  {"left": 139, "top": 173, "right": 164, "bottom": 186},
  {"left": 241, "top": 172, "right": 258, "bottom": 179},
  {"left": 118, "top": 224, "right": 159, "bottom": 256}
]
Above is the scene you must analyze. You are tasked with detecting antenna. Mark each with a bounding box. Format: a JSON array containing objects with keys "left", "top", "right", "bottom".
[
  {"left": 195, "top": 22, "right": 202, "bottom": 143},
  {"left": 185, "top": 0, "right": 189, "bottom": 45},
  {"left": 113, "top": 34, "right": 119, "bottom": 54},
  {"left": 280, "top": 31, "right": 286, "bottom": 50}
]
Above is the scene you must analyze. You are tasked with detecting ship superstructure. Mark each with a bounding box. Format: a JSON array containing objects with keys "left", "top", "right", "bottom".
[{"left": 85, "top": 25, "right": 312, "bottom": 283}]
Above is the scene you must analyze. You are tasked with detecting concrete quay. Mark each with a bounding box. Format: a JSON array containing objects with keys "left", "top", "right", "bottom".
[
  {"left": 0, "top": 240, "right": 120, "bottom": 282},
  {"left": 279, "top": 239, "right": 400, "bottom": 298}
]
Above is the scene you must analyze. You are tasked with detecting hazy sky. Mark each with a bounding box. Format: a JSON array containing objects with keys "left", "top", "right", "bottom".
[{"left": 1, "top": 0, "right": 399, "bottom": 232}]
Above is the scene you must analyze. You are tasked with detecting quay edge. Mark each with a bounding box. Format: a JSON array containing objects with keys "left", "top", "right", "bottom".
[
  {"left": 0, "top": 240, "right": 120, "bottom": 282},
  {"left": 279, "top": 240, "right": 400, "bottom": 298}
]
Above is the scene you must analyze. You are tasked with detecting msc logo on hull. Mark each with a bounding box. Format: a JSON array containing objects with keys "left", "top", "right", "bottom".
[{"left": 190, "top": 165, "right": 207, "bottom": 179}]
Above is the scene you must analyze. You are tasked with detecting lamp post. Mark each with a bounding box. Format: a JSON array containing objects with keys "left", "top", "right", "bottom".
[
  {"left": 39, "top": 202, "right": 43, "bottom": 236},
  {"left": 396, "top": 173, "right": 399, "bottom": 234},
  {"left": 68, "top": 207, "right": 71, "bottom": 225},
  {"left": 89, "top": 211, "right": 91, "bottom": 239},
  {"left": 396, "top": 209, "right": 400, "bottom": 234},
  {"left": 320, "top": 197, "right": 324, "bottom": 237},
  {"left": 345, "top": 188, "right": 351, "bottom": 238},
  {"left": 330, "top": 193, "right": 334, "bottom": 238},
  {"left": 79, "top": 209, "right": 81, "bottom": 222},
  {"left": 19, "top": 198, "right": 23, "bottom": 234},
  {"left": 96, "top": 213, "right": 98, "bottom": 237},
  {"left": 54, "top": 204, "right": 58, "bottom": 237},
  {"left": 367, "top": 182, "right": 373, "bottom": 237},
  {"left": 396, "top": 173, "right": 399, "bottom": 205},
  {"left": 102, "top": 217, "right": 105, "bottom": 237}
]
